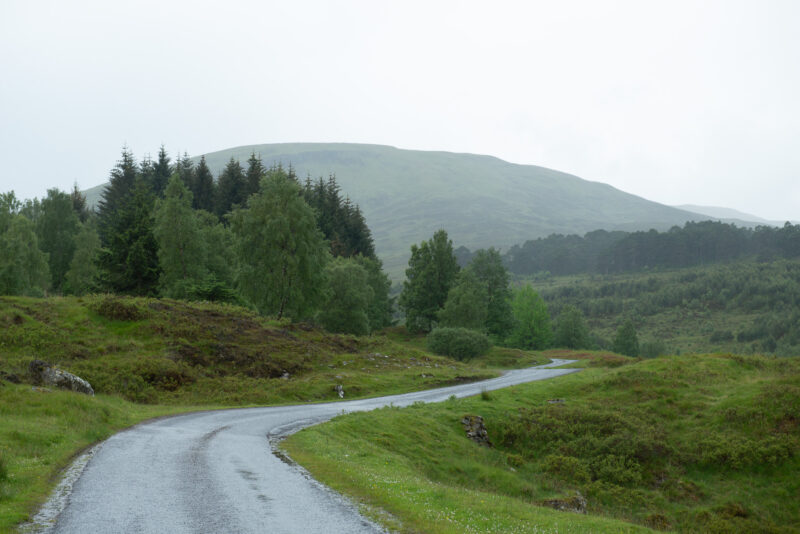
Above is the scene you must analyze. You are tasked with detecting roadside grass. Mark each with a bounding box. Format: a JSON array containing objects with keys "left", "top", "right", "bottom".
[
  {"left": 0, "top": 384, "right": 190, "bottom": 530},
  {"left": 0, "top": 295, "right": 550, "bottom": 530},
  {"left": 284, "top": 353, "right": 800, "bottom": 533}
]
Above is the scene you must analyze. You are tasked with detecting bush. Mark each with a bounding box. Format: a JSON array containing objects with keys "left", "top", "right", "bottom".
[
  {"left": 0, "top": 454, "right": 7, "bottom": 481},
  {"left": 426, "top": 327, "right": 490, "bottom": 360}
]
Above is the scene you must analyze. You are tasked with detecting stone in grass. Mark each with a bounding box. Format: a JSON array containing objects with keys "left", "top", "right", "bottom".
[
  {"left": 461, "top": 415, "right": 492, "bottom": 447},
  {"left": 541, "top": 491, "right": 587, "bottom": 514},
  {"left": 29, "top": 360, "right": 94, "bottom": 396}
]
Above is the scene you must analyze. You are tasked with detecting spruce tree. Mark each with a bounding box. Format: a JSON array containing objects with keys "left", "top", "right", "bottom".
[
  {"left": 96, "top": 179, "right": 160, "bottom": 295},
  {"left": 151, "top": 145, "right": 172, "bottom": 196},
  {"left": 192, "top": 156, "right": 215, "bottom": 213},
  {"left": 244, "top": 152, "right": 266, "bottom": 199},
  {"left": 97, "top": 148, "right": 138, "bottom": 245},
  {"left": 175, "top": 152, "right": 195, "bottom": 192},
  {"left": 215, "top": 158, "right": 246, "bottom": 218}
]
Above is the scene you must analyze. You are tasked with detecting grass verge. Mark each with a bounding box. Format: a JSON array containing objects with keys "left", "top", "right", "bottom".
[{"left": 284, "top": 352, "right": 800, "bottom": 533}]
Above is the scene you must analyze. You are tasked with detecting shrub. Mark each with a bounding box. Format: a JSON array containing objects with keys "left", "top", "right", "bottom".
[
  {"left": 426, "top": 327, "right": 490, "bottom": 360},
  {"left": 542, "top": 454, "right": 590, "bottom": 484},
  {"left": 93, "top": 297, "right": 145, "bottom": 321},
  {"left": 0, "top": 454, "right": 7, "bottom": 481}
]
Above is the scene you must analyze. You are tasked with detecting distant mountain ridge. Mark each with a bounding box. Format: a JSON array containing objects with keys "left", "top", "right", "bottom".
[
  {"left": 674, "top": 204, "right": 795, "bottom": 227},
  {"left": 85, "top": 143, "right": 723, "bottom": 277}
]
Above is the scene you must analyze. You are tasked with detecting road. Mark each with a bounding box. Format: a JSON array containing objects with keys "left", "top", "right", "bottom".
[{"left": 41, "top": 360, "right": 578, "bottom": 533}]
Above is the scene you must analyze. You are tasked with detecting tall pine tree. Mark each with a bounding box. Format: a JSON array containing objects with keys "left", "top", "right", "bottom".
[
  {"left": 215, "top": 158, "right": 246, "bottom": 218},
  {"left": 192, "top": 156, "right": 215, "bottom": 213}
]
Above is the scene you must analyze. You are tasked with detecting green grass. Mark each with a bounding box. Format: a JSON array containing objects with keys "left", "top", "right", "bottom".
[
  {"left": 0, "top": 296, "right": 500, "bottom": 406},
  {"left": 284, "top": 352, "right": 800, "bottom": 533},
  {"left": 0, "top": 384, "right": 189, "bottom": 530},
  {"left": 0, "top": 295, "right": 550, "bottom": 530}
]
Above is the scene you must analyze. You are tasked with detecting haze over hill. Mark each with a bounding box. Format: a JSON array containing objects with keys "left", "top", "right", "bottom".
[
  {"left": 86, "top": 143, "right": 717, "bottom": 277},
  {"left": 675, "top": 204, "right": 797, "bottom": 227}
]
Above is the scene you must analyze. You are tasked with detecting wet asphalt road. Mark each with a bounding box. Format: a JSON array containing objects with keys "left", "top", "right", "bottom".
[{"left": 49, "top": 360, "right": 578, "bottom": 533}]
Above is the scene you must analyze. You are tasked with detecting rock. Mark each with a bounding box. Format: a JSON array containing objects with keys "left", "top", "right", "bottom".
[
  {"left": 281, "top": 371, "right": 290, "bottom": 380},
  {"left": 541, "top": 492, "right": 587, "bottom": 514},
  {"left": 0, "top": 371, "right": 21, "bottom": 384},
  {"left": 461, "top": 415, "right": 492, "bottom": 447},
  {"left": 547, "top": 398, "right": 565, "bottom": 404},
  {"left": 28, "top": 360, "right": 94, "bottom": 395},
  {"left": 335, "top": 384, "right": 345, "bottom": 398}
]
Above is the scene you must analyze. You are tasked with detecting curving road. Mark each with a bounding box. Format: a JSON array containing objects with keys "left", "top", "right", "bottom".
[{"left": 41, "top": 360, "right": 578, "bottom": 534}]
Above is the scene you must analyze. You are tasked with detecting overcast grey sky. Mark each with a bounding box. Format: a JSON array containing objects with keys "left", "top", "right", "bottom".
[{"left": 1, "top": 0, "right": 798, "bottom": 221}]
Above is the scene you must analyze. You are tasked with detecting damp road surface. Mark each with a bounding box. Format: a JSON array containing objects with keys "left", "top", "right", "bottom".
[{"left": 47, "top": 360, "right": 578, "bottom": 534}]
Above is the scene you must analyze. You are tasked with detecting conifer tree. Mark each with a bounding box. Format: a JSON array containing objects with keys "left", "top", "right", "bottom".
[
  {"left": 70, "top": 183, "right": 91, "bottom": 223},
  {"left": 175, "top": 152, "right": 195, "bottom": 192},
  {"left": 244, "top": 152, "right": 266, "bottom": 199},
  {"left": 215, "top": 158, "right": 246, "bottom": 218},
  {"left": 192, "top": 156, "right": 215, "bottom": 213},
  {"left": 97, "top": 148, "right": 138, "bottom": 245},
  {"left": 150, "top": 145, "right": 172, "bottom": 196},
  {"left": 96, "top": 179, "right": 160, "bottom": 295}
]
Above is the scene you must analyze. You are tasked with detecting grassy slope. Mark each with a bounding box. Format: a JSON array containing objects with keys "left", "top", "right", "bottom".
[
  {"left": 84, "top": 143, "right": 703, "bottom": 277},
  {"left": 284, "top": 352, "right": 800, "bottom": 533},
  {"left": 0, "top": 296, "right": 544, "bottom": 531}
]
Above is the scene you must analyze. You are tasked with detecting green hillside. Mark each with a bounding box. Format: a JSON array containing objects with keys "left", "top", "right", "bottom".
[
  {"left": 286, "top": 352, "right": 800, "bottom": 533},
  {"left": 85, "top": 143, "right": 706, "bottom": 276}
]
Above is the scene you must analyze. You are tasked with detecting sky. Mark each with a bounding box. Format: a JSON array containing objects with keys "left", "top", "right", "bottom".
[{"left": 1, "top": 0, "right": 798, "bottom": 221}]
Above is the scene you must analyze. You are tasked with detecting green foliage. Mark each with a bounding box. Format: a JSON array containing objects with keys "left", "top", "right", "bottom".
[
  {"left": 244, "top": 152, "right": 266, "bottom": 200},
  {"left": 505, "top": 284, "right": 552, "bottom": 349},
  {"left": 64, "top": 222, "right": 101, "bottom": 295},
  {"left": 353, "top": 255, "right": 394, "bottom": 331},
  {"left": 318, "top": 257, "right": 373, "bottom": 335},
  {"left": 302, "top": 174, "right": 376, "bottom": 259},
  {"left": 554, "top": 305, "right": 591, "bottom": 349},
  {"left": 36, "top": 188, "right": 80, "bottom": 291},
  {"left": 399, "top": 229, "right": 459, "bottom": 332},
  {"left": 231, "top": 170, "right": 329, "bottom": 319},
  {"left": 215, "top": 157, "right": 246, "bottom": 218},
  {"left": 437, "top": 270, "right": 488, "bottom": 330},
  {"left": 96, "top": 179, "right": 160, "bottom": 296},
  {"left": 153, "top": 175, "right": 207, "bottom": 298},
  {"left": 640, "top": 339, "right": 668, "bottom": 358},
  {"left": 191, "top": 156, "right": 215, "bottom": 213},
  {"left": 426, "top": 327, "right": 490, "bottom": 360},
  {"left": 466, "top": 248, "right": 513, "bottom": 338},
  {"left": 0, "top": 214, "right": 50, "bottom": 296},
  {"left": 612, "top": 320, "right": 640, "bottom": 357}
]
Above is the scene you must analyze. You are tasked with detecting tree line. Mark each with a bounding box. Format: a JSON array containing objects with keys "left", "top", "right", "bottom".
[
  {"left": 398, "top": 229, "right": 640, "bottom": 357},
  {"left": 0, "top": 147, "right": 392, "bottom": 335},
  {"left": 493, "top": 220, "right": 800, "bottom": 276}
]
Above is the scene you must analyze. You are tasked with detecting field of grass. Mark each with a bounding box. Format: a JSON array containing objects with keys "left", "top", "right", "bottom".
[
  {"left": 0, "top": 295, "right": 546, "bottom": 530},
  {"left": 284, "top": 352, "right": 800, "bottom": 533}
]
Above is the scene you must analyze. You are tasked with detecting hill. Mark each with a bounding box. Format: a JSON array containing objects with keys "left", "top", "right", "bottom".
[
  {"left": 85, "top": 143, "right": 711, "bottom": 276},
  {"left": 674, "top": 204, "right": 796, "bottom": 227}
]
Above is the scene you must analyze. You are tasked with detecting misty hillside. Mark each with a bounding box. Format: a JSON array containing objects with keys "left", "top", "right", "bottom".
[{"left": 86, "top": 143, "right": 710, "bottom": 276}]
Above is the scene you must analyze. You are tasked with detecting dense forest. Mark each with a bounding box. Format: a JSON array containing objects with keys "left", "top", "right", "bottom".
[
  {"left": 463, "top": 220, "right": 800, "bottom": 276},
  {"left": 0, "top": 147, "right": 392, "bottom": 334}
]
